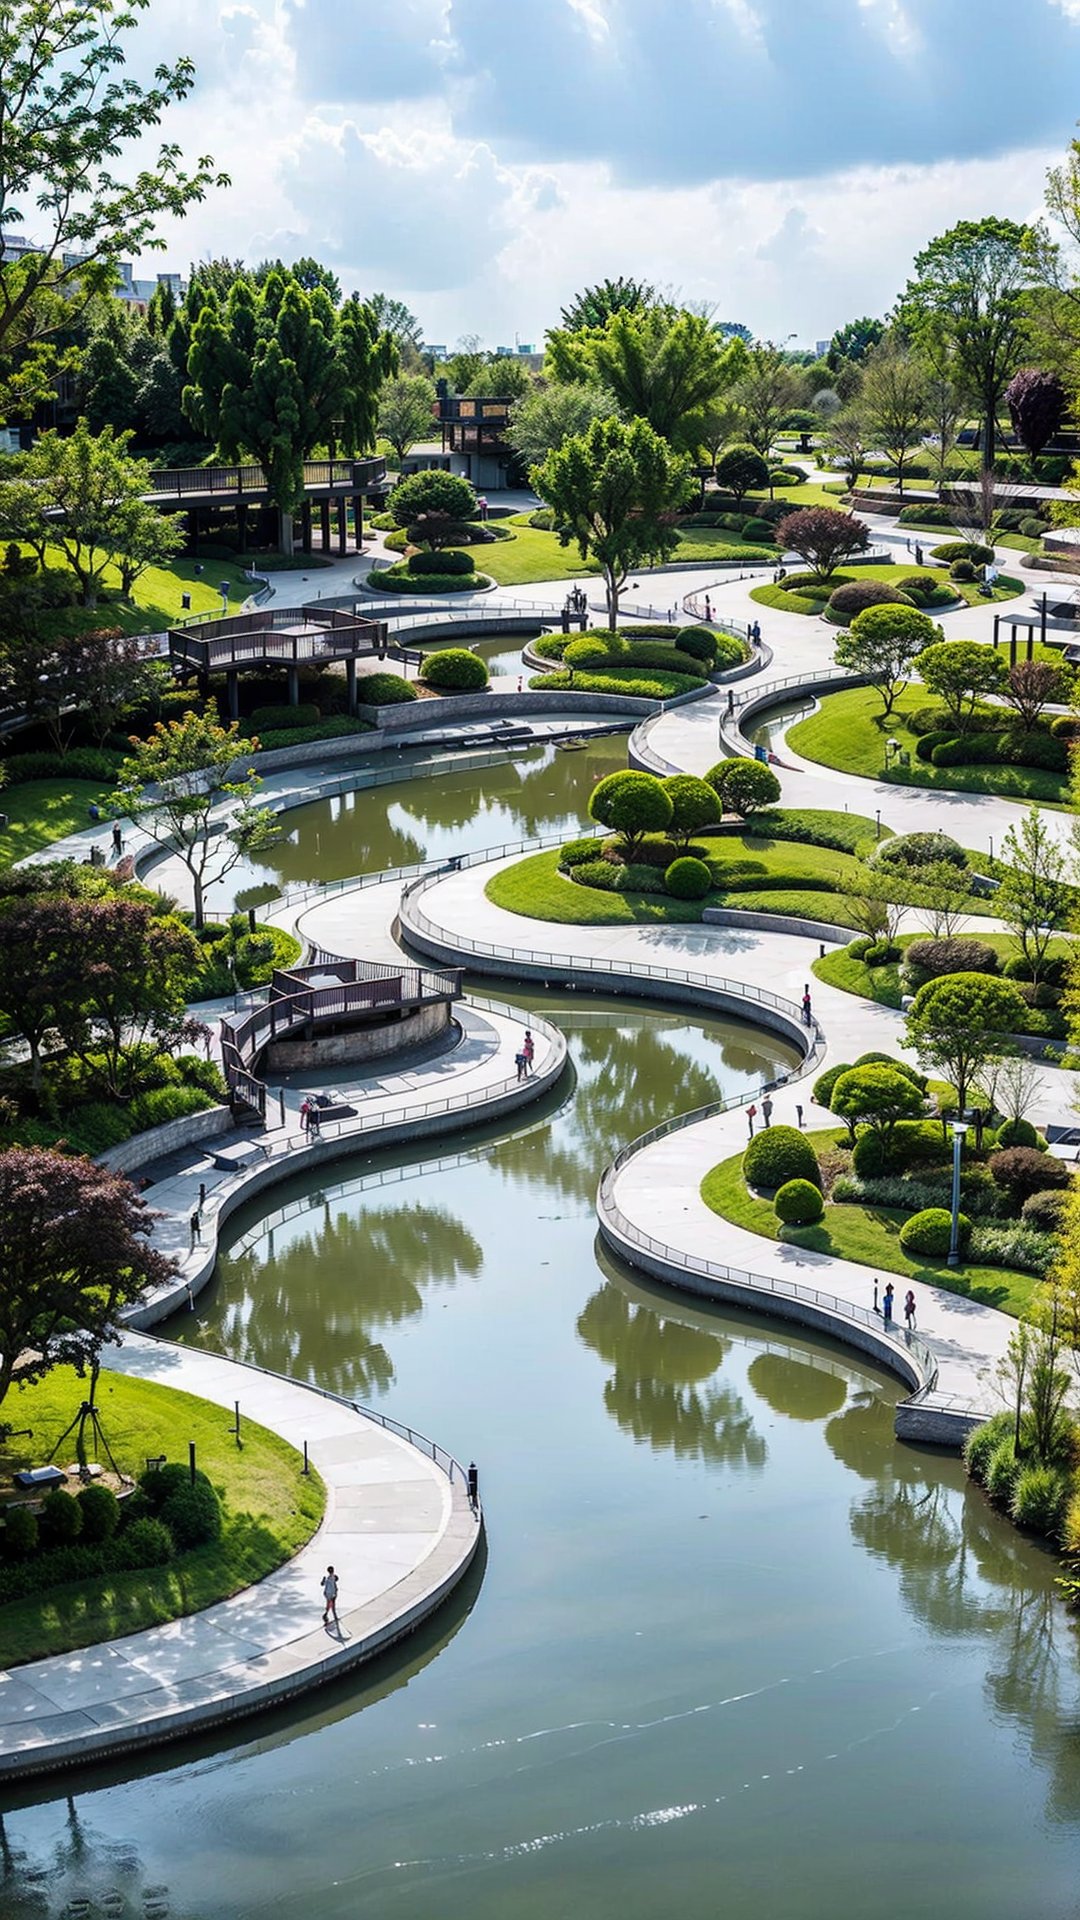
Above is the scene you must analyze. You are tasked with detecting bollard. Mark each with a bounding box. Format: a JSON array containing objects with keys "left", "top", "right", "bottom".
[
  {"left": 233, "top": 1399, "right": 241, "bottom": 1443},
  {"left": 302, "top": 1439, "right": 310, "bottom": 1476},
  {"left": 189, "top": 1440, "right": 197, "bottom": 1486}
]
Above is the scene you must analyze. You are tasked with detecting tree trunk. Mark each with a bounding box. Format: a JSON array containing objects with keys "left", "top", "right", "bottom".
[
  {"left": 192, "top": 869, "right": 206, "bottom": 932},
  {"left": 983, "top": 401, "right": 996, "bottom": 470},
  {"left": 605, "top": 568, "right": 620, "bottom": 629}
]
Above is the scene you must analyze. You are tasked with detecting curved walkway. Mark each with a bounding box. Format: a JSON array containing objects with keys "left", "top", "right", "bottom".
[
  {"left": 0, "top": 1334, "right": 480, "bottom": 1782},
  {"left": 342, "top": 850, "right": 1075, "bottom": 1436}
]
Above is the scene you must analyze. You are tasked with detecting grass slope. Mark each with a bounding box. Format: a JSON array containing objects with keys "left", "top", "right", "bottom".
[
  {"left": 787, "top": 683, "right": 1071, "bottom": 804},
  {"left": 750, "top": 562, "right": 1022, "bottom": 618},
  {"left": 813, "top": 930, "right": 1074, "bottom": 1012},
  {"left": 29, "top": 548, "right": 256, "bottom": 638},
  {"left": 700, "top": 1134, "right": 1038, "bottom": 1316},
  {"left": 0, "top": 1364, "right": 325, "bottom": 1665},
  {"left": 0, "top": 778, "right": 114, "bottom": 868}
]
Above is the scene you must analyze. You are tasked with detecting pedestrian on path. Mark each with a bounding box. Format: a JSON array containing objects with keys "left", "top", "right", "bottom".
[
  {"left": 515, "top": 1049, "right": 526, "bottom": 1082},
  {"left": 747, "top": 1103, "right": 757, "bottom": 1137},
  {"left": 523, "top": 1030, "right": 535, "bottom": 1072},
  {"left": 299, "top": 1098, "right": 312, "bottom": 1135},
  {"left": 796, "top": 1103, "right": 804, "bottom": 1129},
  {"left": 321, "top": 1565, "right": 338, "bottom": 1625},
  {"left": 883, "top": 1282, "right": 895, "bottom": 1327},
  {"left": 189, "top": 1208, "right": 201, "bottom": 1248},
  {"left": 726, "top": 688, "right": 735, "bottom": 718},
  {"left": 467, "top": 1462, "right": 479, "bottom": 1510},
  {"left": 904, "top": 1289, "right": 917, "bottom": 1331},
  {"left": 705, "top": 595, "right": 712, "bottom": 620},
  {"left": 111, "top": 822, "right": 123, "bottom": 858},
  {"left": 915, "top": 543, "right": 924, "bottom": 567},
  {"left": 761, "top": 1094, "right": 773, "bottom": 1128},
  {"left": 801, "top": 985, "right": 812, "bottom": 1025},
  {"left": 750, "top": 618, "right": 762, "bottom": 645},
  {"left": 308, "top": 1101, "right": 321, "bottom": 1137}
]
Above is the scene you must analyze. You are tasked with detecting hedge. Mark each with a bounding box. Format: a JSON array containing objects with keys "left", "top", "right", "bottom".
[
  {"left": 828, "top": 581, "right": 910, "bottom": 621},
  {"left": 743, "top": 1125, "right": 821, "bottom": 1192},
  {"left": 872, "top": 830, "right": 966, "bottom": 872},
  {"left": 408, "top": 548, "right": 475, "bottom": 576},
  {"left": 354, "top": 673, "right": 419, "bottom": 705},
  {"left": 529, "top": 668, "right": 702, "bottom": 698},
  {"left": 248, "top": 702, "right": 321, "bottom": 732},
  {"left": 3, "top": 747, "right": 123, "bottom": 784}
]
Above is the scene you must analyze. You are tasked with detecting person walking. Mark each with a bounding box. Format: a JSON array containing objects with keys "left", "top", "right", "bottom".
[
  {"left": 111, "top": 822, "right": 123, "bottom": 858},
  {"left": 515, "top": 1049, "right": 526, "bottom": 1083},
  {"left": 795, "top": 1102, "right": 804, "bottom": 1129},
  {"left": 704, "top": 595, "right": 712, "bottom": 621},
  {"left": 882, "top": 1282, "right": 895, "bottom": 1327},
  {"left": 726, "top": 688, "right": 735, "bottom": 718},
  {"left": 321, "top": 1564, "right": 339, "bottom": 1625},
  {"left": 914, "top": 542, "right": 924, "bottom": 567},
  {"left": 747, "top": 1103, "right": 757, "bottom": 1137},
  {"left": 467, "top": 1461, "right": 479, "bottom": 1510},
  {"left": 761, "top": 1094, "right": 773, "bottom": 1128},
  {"left": 904, "top": 1289, "right": 917, "bottom": 1331},
  {"left": 308, "top": 1101, "right": 321, "bottom": 1137},
  {"left": 801, "top": 985, "right": 812, "bottom": 1026},
  {"left": 189, "top": 1208, "right": 201, "bottom": 1248},
  {"left": 523, "top": 1030, "right": 535, "bottom": 1072},
  {"left": 299, "top": 1098, "right": 311, "bottom": 1135}
]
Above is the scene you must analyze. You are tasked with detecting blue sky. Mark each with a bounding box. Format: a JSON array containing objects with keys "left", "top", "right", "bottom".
[{"left": 140, "top": 0, "right": 1080, "bottom": 346}]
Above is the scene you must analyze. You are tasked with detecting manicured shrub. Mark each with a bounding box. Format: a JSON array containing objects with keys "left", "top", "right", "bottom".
[
  {"left": 114, "top": 1516, "right": 174, "bottom": 1568},
  {"left": 872, "top": 832, "right": 966, "bottom": 871},
  {"left": 899, "top": 1206, "right": 969, "bottom": 1258},
  {"left": 852, "top": 1052, "right": 927, "bottom": 1090},
  {"left": 1011, "top": 1464, "right": 1070, "bottom": 1538},
  {"left": 571, "top": 858, "right": 666, "bottom": 895},
  {"left": 420, "top": 648, "right": 489, "bottom": 691},
  {"left": 741, "top": 516, "right": 775, "bottom": 543},
  {"left": 1020, "top": 515, "right": 1047, "bottom": 539},
  {"left": 744, "top": 1125, "right": 821, "bottom": 1192},
  {"left": 3, "top": 747, "right": 122, "bottom": 784},
  {"left": 249, "top": 702, "right": 321, "bottom": 732},
  {"left": 161, "top": 1479, "right": 223, "bottom": 1550},
  {"left": 899, "top": 503, "right": 955, "bottom": 527},
  {"left": 930, "top": 541, "right": 995, "bottom": 565},
  {"left": 712, "top": 634, "right": 747, "bottom": 670},
  {"left": 353, "top": 673, "right": 418, "bottom": 706},
  {"left": 390, "top": 469, "right": 476, "bottom": 529},
  {"left": 997, "top": 1117, "right": 1040, "bottom": 1149},
  {"left": 989, "top": 1147, "right": 1068, "bottom": 1204},
  {"left": 774, "top": 1177, "right": 825, "bottom": 1225},
  {"left": 675, "top": 626, "right": 719, "bottom": 662},
  {"left": 661, "top": 774, "right": 721, "bottom": 845},
  {"left": 827, "top": 580, "right": 908, "bottom": 621},
  {"left": 529, "top": 667, "right": 702, "bottom": 699},
  {"left": 665, "top": 856, "right": 712, "bottom": 899},
  {"left": 901, "top": 937, "right": 999, "bottom": 991},
  {"left": 928, "top": 728, "right": 1068, "bottom": 773},
  {"left": 986, "top": 1436, "right": 1027, "bottom": 1506},
  {"left": 559, "top": 835, "right": 603, "bottom": 869},
  {"left": 76, "top": 1483, "right": 120, "bottom": 1545},
  {"left": 968, "top": 1223, "right": 1057, "bottom": 1276},
  {"left": 139, "top": 1461, "right": 192, "bottom": 1510},
  {"left": 813, "top": 1062, "right": 852, "bottom": 1107},
  {"left": 38, "top": 1488, "right": 83, "bottom": 1547},
  {"left": 715, "top": 443, "right": 770, "bottom": 502},
  {"left": 408, "top": 547, "right": 474, "bottom": 576},
  {"left": 705, "top": 757, "right": 781, "bottom": 818},
  {"left": 374, "top": 563, "right": 484, "bottom": 593},
  {"left": 1, "top": 1505, "right": 38, "bottom": 1559},
  {"left": 964, "top": 1409, "right": 1013, "bottom": 1484},
  {"left": 590, "top": 770, "right": 673, "bottom": 854},
  {"left": 950, "top": 558, "right": 977, "bottom": 582}
]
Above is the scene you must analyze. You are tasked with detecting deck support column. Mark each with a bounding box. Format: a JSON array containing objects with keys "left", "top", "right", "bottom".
[
  {"left": 287, "top": 665, "right": 300, "bottom": 707},
  {"left": 320, "top": 500, "right": 331, "bottom": 552},
  {"left": 336, "top": 498, "right": 348, "bottom": 555},
  {"left": 301, "top": 501, "right": 313, "bottom": 554},
  {"left": 278, "top": 508, "right": 294, "bottom": 558},
  {"left": 346, "top": 656, "right": 357, "bottom": 714},
  {"left": 227, "top": 670, "right": 239, "bottom": 721},
  {"left": 353, "top": 493, "right": 364, "bottom": 549}
]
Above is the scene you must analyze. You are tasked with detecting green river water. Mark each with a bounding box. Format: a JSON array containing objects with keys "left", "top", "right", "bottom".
[{"left": 3, "top": 746, "right": 1080, "bottom": 1919}]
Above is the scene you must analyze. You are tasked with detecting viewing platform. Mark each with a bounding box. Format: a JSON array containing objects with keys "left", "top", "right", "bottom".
[{"left": 167, "top": 606, "right": 390, "bottom": 714}]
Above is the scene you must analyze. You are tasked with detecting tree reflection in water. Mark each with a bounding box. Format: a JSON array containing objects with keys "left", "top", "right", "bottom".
[
  {"left": 747, "top": 1350, "right": 848, "bottom": 1422},
  {"left": 826, "top": 1393, "right": 1080, "bottom": 1823},
  {"left": 577, "top": 1284, "right": 766, "bottom": 1470},
  {"left": 209, "top": 1202, "right": 482, "bottom": 1399},
  {"left": 0, "top": 1800, "right": 189, "bottom": 1920}
]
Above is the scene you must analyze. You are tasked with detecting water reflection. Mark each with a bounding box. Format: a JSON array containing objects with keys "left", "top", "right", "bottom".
[
  {"left": 747, "top": 1351, "right": 848, "bottom": 1422},
  {"left": 0, "top": 1800, "right": 189, "bottom": 1920},
  {"left": 577, "top": 1283, "right": 766, "bottom": 1469},
  {"left": 210, "top": 1200, "right": 482, "bottom": 1397}
]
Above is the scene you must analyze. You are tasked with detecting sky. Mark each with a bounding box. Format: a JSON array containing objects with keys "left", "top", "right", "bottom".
[{"left": 127, "top": 0, "right": 1080, "bottom": 349}]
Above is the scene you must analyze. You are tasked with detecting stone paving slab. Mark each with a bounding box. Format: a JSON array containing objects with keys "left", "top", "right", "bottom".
[{"left": 0, "top": 1336, "right": 480, "bottom": 1781}]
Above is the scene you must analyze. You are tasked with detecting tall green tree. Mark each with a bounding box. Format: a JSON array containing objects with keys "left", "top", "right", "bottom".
[
  {"left": 900, "top": 218, "right": 1032, "bottom": 466},
  {"left": 532, "top": 415, "right": 692, "bottom": 626},
  {"left": 996, "top": 809, "right": 1069, "bottom": 985},
  {"left": 827, "top": 317, "right": 884, "bottom": 369},
  {"left": 904, "top": 972, "right": 1027, "bottom": 1112},
  {"left": 730, "top": 340, "right": 801, "bottom": 466},
  {"left": 559, "top": 277, "right": 657, "bottom": 332},
  {"left": 378, "top": 373, "right": 437, "bottom": 462},
  {"left": 548, "top": 306, "right": 745, "bottom": 451},
  {"left": 0, "top": 420, "right": 176, "bottom": 607},
  {"left": 505, "top": 381, "right": 615, "bottom": 470},
  {"left": 0, "top": 0, "right": 224, "bottom": 419},
  {"left": 859, "top": 341, "right": 926, "bottom": 495}
]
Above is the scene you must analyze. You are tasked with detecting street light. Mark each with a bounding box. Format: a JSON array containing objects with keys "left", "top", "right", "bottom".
[{"left": 947, "top": 1120, "right": 969, "bottom": 1266}]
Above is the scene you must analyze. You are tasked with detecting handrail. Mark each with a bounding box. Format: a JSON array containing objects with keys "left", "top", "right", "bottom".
[{"left": 596, "top": 1159, "right": 939, "bottom": 1394}]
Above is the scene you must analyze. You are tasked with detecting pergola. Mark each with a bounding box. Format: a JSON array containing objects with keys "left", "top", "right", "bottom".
[{"left": 167, "top": 606, "right": 390, "bottom": 717}]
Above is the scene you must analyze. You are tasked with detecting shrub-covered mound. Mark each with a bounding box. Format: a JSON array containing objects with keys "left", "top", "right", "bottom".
[
  {"left": 899, "top": 1207, "right": 970, "bottom": 1258},
  {"left": 744, "top": 1125, "right": 821, "bottom": 1192},
  {"left": 354, "top": 672, "right": 418, "bottom": 705},
  {"left": 827, "top": 580, "right": 911, "bottom": 624},
  {"left": 774, "top": 1177, "right": 825, "bottom": 1225}
]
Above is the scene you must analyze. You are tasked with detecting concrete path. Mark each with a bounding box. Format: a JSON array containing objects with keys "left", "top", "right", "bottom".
[{"left": 0, "top": 1334, "right": 480, "bottom": 1781}]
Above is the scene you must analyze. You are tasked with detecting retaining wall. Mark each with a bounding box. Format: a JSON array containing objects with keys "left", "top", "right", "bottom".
[
  {"left": 97, "top": 1103, "right": 234, "bottom": 1174},
  {"left": 264, "top": 1000, "right": 450, "bottom": 1071}
]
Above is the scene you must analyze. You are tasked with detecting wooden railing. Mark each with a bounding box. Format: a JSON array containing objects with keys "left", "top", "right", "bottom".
[{"left": 148, "top": 456, "right": 387, "bottom": 499}]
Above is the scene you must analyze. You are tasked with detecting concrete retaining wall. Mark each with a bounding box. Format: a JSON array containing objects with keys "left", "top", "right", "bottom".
[
  {"left": 98, "top": 1103, "right": 234, "bottom": 1174},
  {"left": 702, "top": 905, "right": 853, "bottom": 944},
  {"left": 264, "top": 1001, "right": 450, "bottom": 1071}
]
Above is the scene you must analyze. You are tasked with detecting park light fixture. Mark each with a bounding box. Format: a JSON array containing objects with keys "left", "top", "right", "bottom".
[{"left": 948, "top": 1120, "right": 969, "bottom": 1267}]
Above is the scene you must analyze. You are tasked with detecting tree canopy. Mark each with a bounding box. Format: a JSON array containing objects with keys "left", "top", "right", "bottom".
[
  {"left": 900, "top": 217, "right": 1033, "bottom": 466},
  {"left": 905, "top": 971, "right": 1027, "bottom": 1112},
  {"left": 532, "top": 415, "right": 691, "bottom": 626},
  {"left": 547, "top": 305, "right": 745, "bottom": 450}
]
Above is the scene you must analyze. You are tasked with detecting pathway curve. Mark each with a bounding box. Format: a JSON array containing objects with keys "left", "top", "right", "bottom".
[{"left": 0, "top": 1334, "right": 480, "bottom": 1782}]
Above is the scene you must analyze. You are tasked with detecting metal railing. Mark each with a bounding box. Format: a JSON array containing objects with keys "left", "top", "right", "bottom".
[
  {"left": 149, "top": 456, "right": 385, "bottom": 499},
  {"left": 596, "top": 1156, "right": 939, "bottom": 1394}
]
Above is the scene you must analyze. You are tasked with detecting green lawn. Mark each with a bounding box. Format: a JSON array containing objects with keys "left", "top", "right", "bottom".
[
  {"left": 750, "top": 562, "right": 1023, "bottom": 620},
  {"left": 485, "top": 830, "right": 1001, "bottom": 932},
  {"left": 460, "top": 514, "right": 778, "bottom": 587},
  {"left": 813, "top": 930, "right": 1074, "bottom": 1013},
  {"left": 787, "top": 683, "right": 1071, "bottom": 803},
  {"left": 700, "top": 1135, "right": 1038, "bottom": 1316},
  {"left": 0, "top": 777, "right": 114, "bottom": 868},
  {"left": 28, "top": 547, "right": 256, "bottom": 638},
  {"left": 0, "top": 1364, "right": 325, "bottom": 1664}
]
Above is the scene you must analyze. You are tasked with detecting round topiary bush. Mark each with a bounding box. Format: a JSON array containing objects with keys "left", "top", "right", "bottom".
[
  {"left": 950, "top": 558, "right": 977, "bottom": 582},
  {"left": 1011, "top": 1463, "right": 1069, "bottom": 1538},
  {"left": 664, "top": 856, "right": 712, "bottom": 899},
  {"left": 990, "top": 1147, "right": 1068, "bottom": 1204},
  {"left": 827, "top": 580, "right": 908, "bottom": 622},
  {"left": 139, "top": 1461, "right": 191, "bottom": 1510},
  {"left": 76, "top": 1483, "right": 120, "bottom": 1545},
  {"left": 38, "top": 1487, "right": 83, "bottom": 1547},
  {"left": 899, "top": 1206, "right": 970, "bottom": 1258},
  {"left": 420, "top": 648, "right": 489, "bottom": 691},
  {"left": 161, "top": 1478, "right": 223, "bottom": 1550},
  {"left": 774, "top": 1177, "right": 825, "bottom": 1225},
  {"left": 705, "top": 756, "right": 781, "bottom": 818},
  {"left": 996, "top": 1117, "right": 1040, "bottom": 1149},
  {"left": 116, "top": 1516, "right": 174, "bottom": 1568},
  {"left": 675, "top": 626, "right": 718, "bottom": 663},
  {"left": 1, "top": 1505, "right": 38, "bottom": 1559},
  {"left": 1021, "top": 1188, "right": 1068, "bottom": 1232},
  {"left": 813, "top": 1062, "right": 852, "bottom": 1107},
  {"left": 407, "top": 548, "right": 475, "bottom": 576},
  {"left": 872, "top": 831, "right": 966, "bottom": 871},
  {"left": 931, "top": 540, "right": 995, "bottom": 566},
  {"left": 353, "top": 673, "right": 419, "bottom": 706},
  {"left": 901, "top": 937, "right": 998, "bottom": 992},
  {"left": 743, "top": 1125, "right": 821, "bottom": 1193}
]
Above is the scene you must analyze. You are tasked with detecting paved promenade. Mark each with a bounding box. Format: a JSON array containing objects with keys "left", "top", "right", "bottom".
[{"left": 0, "top": 1335, "right": 480, "bottom": 1781}]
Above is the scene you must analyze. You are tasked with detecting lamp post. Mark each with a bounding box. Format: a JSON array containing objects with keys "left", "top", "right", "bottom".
[{"left": 947, "top": 1120, "right": 968, "bottom": 1266}]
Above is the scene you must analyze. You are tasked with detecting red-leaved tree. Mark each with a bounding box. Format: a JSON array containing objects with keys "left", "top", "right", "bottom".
[{"left": 774, "top": 506, "right": 870, "bottom": 578}]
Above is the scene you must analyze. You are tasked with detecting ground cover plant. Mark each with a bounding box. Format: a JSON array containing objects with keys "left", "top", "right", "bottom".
[{"left": 0, "top": 1364, "right": 325, "bottom": 1663}]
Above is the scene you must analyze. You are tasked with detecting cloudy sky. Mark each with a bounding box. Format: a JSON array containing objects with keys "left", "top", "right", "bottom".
[{"left": 133, "top": 0, "right": 1080, "bottom": 348}]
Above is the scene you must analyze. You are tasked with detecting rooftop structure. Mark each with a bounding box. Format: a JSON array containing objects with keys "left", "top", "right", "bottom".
[{"left": 167, "top": 605, "right": 389, "bottom": 716}]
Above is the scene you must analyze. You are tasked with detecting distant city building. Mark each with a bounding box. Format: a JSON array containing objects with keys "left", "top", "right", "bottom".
[
  {"left": 422, "top": 344, "right": 448, "bottom": 360},
  {"left": 815, "top": 340, "right": 831, "bottom": 357}
]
